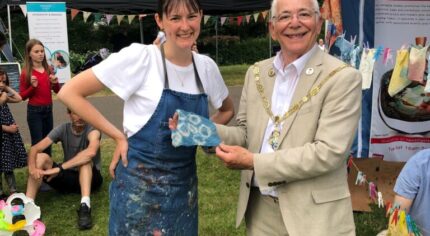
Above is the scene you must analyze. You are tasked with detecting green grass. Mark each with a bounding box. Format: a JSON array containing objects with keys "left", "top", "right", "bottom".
[
  {"left": 11, "top": 139, "right": 387, "bottom": 235},
  {"left": 219, "top": 64, "right": 249, "bottom": 86}
]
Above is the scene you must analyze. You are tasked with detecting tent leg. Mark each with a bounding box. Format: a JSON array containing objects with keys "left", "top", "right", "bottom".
[
  {"left": 215, "top": 18, "right": 218, "bottom": 64},
  {"left": 139, "top": 16, "right": 144, "bottom": 44},
  {"left": 7, "top": 4, "right": 12, "bottom": 53}
]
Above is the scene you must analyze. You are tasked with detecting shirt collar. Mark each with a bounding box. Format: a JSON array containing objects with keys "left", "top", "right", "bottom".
[{"left": 273, "top": 44, "right": 318, "bottom": 76}]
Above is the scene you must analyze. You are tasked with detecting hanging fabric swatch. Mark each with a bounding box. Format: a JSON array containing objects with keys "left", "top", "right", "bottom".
[
  {"left": 359, "top": 48, "right": 376, "bottom": 90},
  {"left": 388, "top": 49, "right": 411, "bottom": 97},
  {"left": 350, "top": 46, "right": 362, "bottom": 69},
  {"left": 408, "top": 45, "right": 428, "bottom": 83},
  {"left": 171, "top": 109, "right": 221, "bottom": 148},
  {"left": 334, "top": 34, "right": 354, "bottom": 62},
  {"left": 425, "top": 54, "right": 430, "bottom": 93}
]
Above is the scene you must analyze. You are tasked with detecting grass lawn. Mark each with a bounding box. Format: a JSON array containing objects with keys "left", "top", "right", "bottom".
[{"left": 12, "top": 139, "right": 387, "bottom": 235}]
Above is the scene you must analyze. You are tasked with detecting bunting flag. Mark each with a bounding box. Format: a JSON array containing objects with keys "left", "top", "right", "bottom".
[
  {"left": 116, "top": 15, "right": 125, "bottom": 25},
  {"left": 229, "top": 16, "right": 235, "bottom": 25},
  {"left": 19, "top": 4, "right": 27, "bottom": 17},
  {"left": 127, "top": 15, "right": 136, "bottom": 24},
  {"left": 105, "top": 14, "right": 114, "bottom": 25},
  {"left": 83, "top": 11, "right": 92, "bottom": 23},
  {"left": 261, "top": 10, "right": 269, "bottom": 21},
  {"left": 71, "top": 9, "right": 79, "bottom": 20},
  {"left": 204, "top": 15, "right": 210, "bottom": 25},
  {"left": 220, "top": 16, "right": 227, "bottom": 26},
  {"left": 94, "top": 13, "right": 102, "bottom": 22},
  {"left": 139, "top": 14, "right": 147, "bottom": 19},
  {"left": 245, "top": 15, "right": 251, "bottom": 24},
  {"left": 237, "top": 16, "right": 243, "bottom": 26},
  {"left": 253, "top": 12, "right": 260, "bottom": 22}
]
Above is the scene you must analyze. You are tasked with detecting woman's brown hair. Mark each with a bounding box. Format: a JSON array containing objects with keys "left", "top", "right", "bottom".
[{"left": 157, "top": 0, "right": 201, "bottom": 19}]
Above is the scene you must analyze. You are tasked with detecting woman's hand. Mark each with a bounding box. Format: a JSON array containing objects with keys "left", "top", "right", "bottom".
[
  {"left": 30, "top": 76, "right": 38, "bottom": 87},
  {"left": 49, "top": 74, "right": 58, "bottom": 84},
  {"left": 109, "top": 135, "right": 129, "bottom": 178},
  {"left": 168, "top": 112, "right": 179, "bottom": 130}
]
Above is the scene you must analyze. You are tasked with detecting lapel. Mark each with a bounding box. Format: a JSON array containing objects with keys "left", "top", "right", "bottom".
[
  {"left": 278, "top": 49, "right": 324, "bottom": 144},
  {"left": 254, "top": 58, "right": 276, "bottom": 152}
]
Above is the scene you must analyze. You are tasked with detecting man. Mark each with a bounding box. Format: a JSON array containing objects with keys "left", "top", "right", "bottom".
[
  {"left": 26, "top": 108, "right": 103, "bottom": 230},
  {"left": 318, "top": 38, "right": 326, "bottom": 52},
  {"left": 393, "top": 148, "right": 430, "bottom": 235},
  {"left": 215, "top": 0, "right": 362, "bottom": 235}
]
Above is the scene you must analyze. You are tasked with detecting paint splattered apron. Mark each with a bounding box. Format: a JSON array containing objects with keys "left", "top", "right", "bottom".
[{"left": 109, "top": 46, "right": 208, "bottom": 236}]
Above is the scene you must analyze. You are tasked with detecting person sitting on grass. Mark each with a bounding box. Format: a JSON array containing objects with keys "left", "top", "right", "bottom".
[{"left": 25, "top": 107, "right": 102, "bottom": 230}]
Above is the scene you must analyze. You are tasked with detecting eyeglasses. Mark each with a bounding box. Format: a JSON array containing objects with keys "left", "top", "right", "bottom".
[{"left": 273, "top": 10, "right": 318, "bottom": 23}]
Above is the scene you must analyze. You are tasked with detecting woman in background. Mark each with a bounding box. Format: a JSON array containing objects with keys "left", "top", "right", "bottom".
[{"left": 19, "top": 39, "right": 60, "bottom": 155}]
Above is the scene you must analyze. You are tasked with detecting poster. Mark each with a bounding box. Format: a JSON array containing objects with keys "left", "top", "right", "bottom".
[
  {"left": 27, "top": 2, "right": 71, "bottom": 83},
  {"left": 370, "top": 0, "right": 430, "bottom": 161}
]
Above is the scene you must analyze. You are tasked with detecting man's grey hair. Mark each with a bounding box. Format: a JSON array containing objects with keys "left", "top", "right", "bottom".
[{"left": 270, "top": 0, "right": 320, "bottom": 20}]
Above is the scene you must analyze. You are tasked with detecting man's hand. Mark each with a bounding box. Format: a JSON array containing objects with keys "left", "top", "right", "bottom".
[
  {"left": 168, "top": 112, "right": 179, "bottom": 130},
  {"left": 215, "top": 143, "right": 254, "bottom": 170},
  {"left": 41, "top": 168, "right": 60, "bottom": 182},
  {"left": 29, "top": 167, "right": 45, "bottom": 180},
  {"left": 110, "top": 136, "right": 128, "bottom": 178}
]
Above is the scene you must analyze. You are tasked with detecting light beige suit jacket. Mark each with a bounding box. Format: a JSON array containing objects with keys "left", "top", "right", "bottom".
[{"left": 217, "top": 48, "right": 362, "bottom": 236}]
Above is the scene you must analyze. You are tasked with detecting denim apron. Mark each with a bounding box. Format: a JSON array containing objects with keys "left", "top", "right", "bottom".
[{"left": 109, "top": 45, "right": 208, "bottom": 236}]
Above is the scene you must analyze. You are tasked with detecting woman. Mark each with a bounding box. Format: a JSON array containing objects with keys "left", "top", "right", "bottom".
[
  {"left": 58, "top": 0, "right": 234, "bottom": 234},
  {"left": 19, "top": 39, "right": 60, "bottom": 155}
]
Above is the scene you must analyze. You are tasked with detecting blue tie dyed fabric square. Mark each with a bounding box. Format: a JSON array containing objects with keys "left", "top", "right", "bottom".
[{"left": 171, "top": 109, "right": 221, "bottom": 147}]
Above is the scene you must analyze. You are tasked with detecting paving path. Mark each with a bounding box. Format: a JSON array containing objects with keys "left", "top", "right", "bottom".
[{"left": 9, "top": 86, "right": 243, "bottom": 144}]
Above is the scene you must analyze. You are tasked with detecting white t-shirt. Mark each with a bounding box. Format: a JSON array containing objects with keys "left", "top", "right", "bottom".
[{"left": 92, "top": 43, "right": 229, "bottom": 137}]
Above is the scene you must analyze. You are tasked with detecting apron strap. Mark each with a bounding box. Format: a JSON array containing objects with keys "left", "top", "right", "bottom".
[{"left": 160, "top": 44, "right": 205, "bottom": 93}]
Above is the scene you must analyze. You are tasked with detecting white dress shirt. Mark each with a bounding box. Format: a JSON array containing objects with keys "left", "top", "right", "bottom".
[{"left": 254, "top": 45, "right": 319, "bottom": 197}]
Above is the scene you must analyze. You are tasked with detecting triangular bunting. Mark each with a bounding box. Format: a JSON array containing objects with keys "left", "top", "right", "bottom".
[
  {"left": 105, "top": 14, "right": 114, "bottom": 25},
  {"left": 220, "top": 16, "right": 227, "bottom": 26},
  {"left": 261, "top": 11, "right": 268, "bottom": 20},
  {"left": 71, "top": 9, "right": 79, "bottom": 20},
  {"left": 117, "top": 15, "right": 125, "bottom": 25},
  {"left": 19, "top": 4, "right": 27, "bottom": 17},
  {"left": 83, "top": 12, "right": 92, "bottom": 23},
  {"left": 253, "top": 13, "right": 260, "bottom": 22},
  {"left": 128, "top": 15, "right": 136, "bottom": 24},
  {"left": 94, "top": 13, "right": 102, "bottom": 22},
  {"left": 245, "top": 15, "right": 251, "bottom": 23},
  {"left": 204, "top": 15, "right": 210, "bottom": 25},
  {"left": 229, "top": 17, "right": 235, "bottom": 25},
  {"left": 139, "top": 14, "right": 147, "bottom": 20},
  {"left": 237, "top": 16, "right": 243, "bottom": 26}
]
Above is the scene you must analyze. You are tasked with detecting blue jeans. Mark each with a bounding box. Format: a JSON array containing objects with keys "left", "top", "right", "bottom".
[{"left": 27, "top": 104, "right": 53, "bottom": 155}]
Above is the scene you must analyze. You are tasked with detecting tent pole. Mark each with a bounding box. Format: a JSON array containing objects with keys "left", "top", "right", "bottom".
[
  {"left": 215, "top": 17, "right": 218, "bottom": 64},
  {"left": 7, "top": 4, "right": 12, "bottom": 53},
  {"left": 139, "top": 17, "right": 144, "bottom": 44}
]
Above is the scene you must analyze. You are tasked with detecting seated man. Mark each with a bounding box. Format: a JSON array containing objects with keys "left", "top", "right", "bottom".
[
  {"left": 393, "top": 148, "right": 430, "bottom": 235},
  {"left": 26, "top": 108, "right": 103, "bottom": 230}
]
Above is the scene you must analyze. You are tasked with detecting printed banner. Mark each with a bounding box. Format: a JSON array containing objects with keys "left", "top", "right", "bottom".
[
  {"left": 370, "top": 0, "right": 430, "bottom": 161},
  {"left": 27, "top": 2, "right": 71, "bottom": 83}
]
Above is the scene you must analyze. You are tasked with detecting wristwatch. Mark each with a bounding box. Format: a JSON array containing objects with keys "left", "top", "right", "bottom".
[{"left": 58, "top": 163, "right": 64, "bottom": 173}]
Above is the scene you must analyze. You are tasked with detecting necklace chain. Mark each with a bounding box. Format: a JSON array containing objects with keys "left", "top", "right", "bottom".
[
  {"left": 253, "top": 63, "right": 349, "bottom": 150},
  {"left": 171, "top": 64, "right": 187, "bottom": 87}
]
